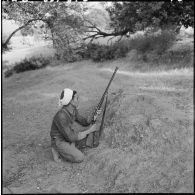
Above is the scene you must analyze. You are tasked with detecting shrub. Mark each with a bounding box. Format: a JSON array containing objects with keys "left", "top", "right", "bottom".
[
  {"left": 4, "top": 56, "right": 50, "bottom": 77},
  {"left": 53, "top": 29, "right": 182, "bottom": 65},
  {"left": 55, "top": 47, "right": 83, "bottom": 62},
  {"left": 13, "top": 56, "right": 50, "bottom": 73},
  {"left": 142, "top": 44, "right": 194, "bottom": 68},
  {"left": 84, "top": 30, "right": 176, "bottom": 63},
  {"left": 112, "top": 40, "right": 129, "bottom": 58},
  {"left": 4, "top": 69, "right": 14, "bottom": 78},
  {"left": 86, "top": 41, "right": 129, "bottom": 62},
  {"left": 152, "top": 30, "right": 176, "bottom": 55},
  {"left": 165, "top": 45, "right": 193, "bottom": 66},
  {"left": 128, "top": 30, "right": 176, "bottom": 55}
]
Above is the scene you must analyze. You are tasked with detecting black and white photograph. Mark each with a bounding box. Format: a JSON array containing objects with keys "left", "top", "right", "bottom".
[{"left": 1, "top": 1, "right": 194, "bottom": 193}]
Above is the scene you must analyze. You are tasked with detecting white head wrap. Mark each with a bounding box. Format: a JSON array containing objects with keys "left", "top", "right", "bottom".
[{"left": 59, "top": 88, "right": 73, "bottom": 106}]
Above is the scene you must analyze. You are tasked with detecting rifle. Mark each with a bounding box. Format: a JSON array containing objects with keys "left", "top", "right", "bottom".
[
  {"left": 88, "top": 67, "right": 119, "bottom": 147},
  {"left": 78, "top": 67, "right": 119, "bottom": 149},
  {"left": 91, "top": 66, "right": 119, "bottom": 124}
]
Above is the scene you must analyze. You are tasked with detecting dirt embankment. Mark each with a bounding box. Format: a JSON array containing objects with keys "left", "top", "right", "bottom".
[{"left": 2, "top": 63, "right": 193, "bottom": 193}]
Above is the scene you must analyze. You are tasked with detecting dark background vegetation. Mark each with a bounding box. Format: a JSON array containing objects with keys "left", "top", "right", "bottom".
[{"left": 2, "top": 1, "right": 194, "bottom": 77}]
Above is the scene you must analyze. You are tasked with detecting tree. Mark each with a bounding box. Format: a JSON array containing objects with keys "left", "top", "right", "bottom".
[
  {"left": 2, "top": 2, "right": 47, "bottom": 48},
  {"left": 2, "top": 1, "right": 87, "bottom": 57},
  {"left": 84, "top": 1, "right": 194, "bottom": 41},
  {"left": 2, "top": 1, "right": 112, "bottom": 60}
]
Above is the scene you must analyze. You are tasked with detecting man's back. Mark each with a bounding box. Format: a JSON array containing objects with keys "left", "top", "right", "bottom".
[{"left": 50, "top": 108, "right": 78, "bottom": 143}]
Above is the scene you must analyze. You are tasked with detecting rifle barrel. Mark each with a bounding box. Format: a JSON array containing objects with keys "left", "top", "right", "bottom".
[
  {"left": 97, "top": 67, "right": 118, "bottom": 107},
  {"left": 93, "top": 67, "right": 119, "bottom": 118}
]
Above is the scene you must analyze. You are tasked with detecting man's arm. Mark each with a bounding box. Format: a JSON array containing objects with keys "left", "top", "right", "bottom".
[
  {"left": 77, "top": 124, "right": 97, "bottom": 140},
  {"left": 75, "top": 109, "right": 91, "bottom": 126},
  {"left": 55, "top": 111, "right": 97, "bottom": 142}
]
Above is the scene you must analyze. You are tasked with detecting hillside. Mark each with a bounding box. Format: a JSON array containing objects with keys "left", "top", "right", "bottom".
[{"left": 2, "top": 61, "right": 193, "bottom": 193}]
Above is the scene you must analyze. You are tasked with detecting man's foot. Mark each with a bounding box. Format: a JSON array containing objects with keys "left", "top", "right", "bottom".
[{"left": 51, "top": 147, "right": 62, "bottom": 163}]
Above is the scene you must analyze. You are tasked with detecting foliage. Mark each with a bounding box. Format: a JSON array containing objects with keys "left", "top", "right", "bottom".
[
  {"left": 85, "top": 30, "right": 177, "bottom": 62},
  {"left": 4, "top": 69, "right": 14, "bottom": 78},
  {"left": 84, "top": 28, "right": 193, "bottom": 67},
  {"left": 128, "top": 30, "right": 176, "bottom": 55},
  {"left": 2, "top": 2, "right": 88, "bottom": 56},
  {"left": 2, "top": 2, "right": 111, "bottom": 60},
  {"left": 55, "top": 48, "right": 83, "bottom": 62},
  {"left": 3, "top": 1, "right": 194, "bottom": 61},
  {"left": 81, "top": 1, "right": 194, "bottom": 43},
  {"left": 158, "top": 45, "right": 193, "bottom": 67},
  {"left": 4, "top": 56, "right": 50, "bottom": 77},
  {"left": 126, "top": 32, "right": 193, "bottom": 68},
  {"left": 85, "top": 41, "right": 129, "bottom": 62},
  {"left": 20, "top": 25, "right": 34, "bottom": 36},
  {"left": 106, "top": 1, "right": 194, "bottom": 35}
]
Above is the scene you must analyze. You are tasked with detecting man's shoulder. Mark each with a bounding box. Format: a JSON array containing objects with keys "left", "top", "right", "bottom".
[{"left": 54, "top": 109, "right": 69, "bottom": 120}]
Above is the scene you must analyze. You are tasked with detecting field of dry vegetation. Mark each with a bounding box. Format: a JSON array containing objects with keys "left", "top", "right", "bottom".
[
  {"left": 2, "top": 1, "right": 194, "bottom": 192},
  {"left": 2, "top": 57, "right": 193, "bottom": 193}
]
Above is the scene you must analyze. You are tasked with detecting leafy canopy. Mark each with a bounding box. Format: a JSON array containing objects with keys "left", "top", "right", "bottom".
[
  {"left": 106, "top": 1, "right": 194, "bottom": 34},
  {"left": 2, "top": 1, "right": 88, "bottom": 58}
]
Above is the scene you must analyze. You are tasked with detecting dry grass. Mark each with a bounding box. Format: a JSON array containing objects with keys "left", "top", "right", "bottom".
[
  {"left": 101, "top": 67, "right": 193, "bottom": 77},
  {"left": 2, "top": 59, "right": 193, "bottom": 193}
]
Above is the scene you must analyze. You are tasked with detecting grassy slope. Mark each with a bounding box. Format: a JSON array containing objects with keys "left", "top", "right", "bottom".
[{"left": 2, "top": 60, "right": 193, "bottom": 193}]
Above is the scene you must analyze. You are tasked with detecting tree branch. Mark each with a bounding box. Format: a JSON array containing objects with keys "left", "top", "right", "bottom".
[
  {"left": 3, "top": 18, "right": 47, "bottom": 48},
  {"left": 107, "top": 36, "right": 116, "bottom": 44},
  {"left": 116, "top": 35, "right": 123, "bottom": 42},
  {"left": 83, "top": 28, "right": 129, "bottom": 41},
  {"left": 83, "top": 17, "right": 129, "bottom": 42}
]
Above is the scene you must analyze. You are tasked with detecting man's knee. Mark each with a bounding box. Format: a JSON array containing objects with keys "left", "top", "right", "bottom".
[
  {"left": 55, "top": 140, "right": 85, "bottom": 163},
  {"left": 59, "top": 149, "right": 85, "bottom": 163},
  {"left": 73, "top": 152, "right": 84, "bottom": 163}
]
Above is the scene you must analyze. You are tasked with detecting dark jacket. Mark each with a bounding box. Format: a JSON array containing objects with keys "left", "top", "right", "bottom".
[{"left": 50, "top": 105, "right": 90, "bottom": 143}]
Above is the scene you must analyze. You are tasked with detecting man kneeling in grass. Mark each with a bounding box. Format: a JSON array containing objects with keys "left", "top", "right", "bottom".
[{"left": 50, "top": 88, "right": 101, "bottom": 163}]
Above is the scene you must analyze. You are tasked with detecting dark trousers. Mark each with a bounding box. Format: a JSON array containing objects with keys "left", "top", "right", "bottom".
[{"left": 51, "top": 137, "right": 84, "bottom": 163}]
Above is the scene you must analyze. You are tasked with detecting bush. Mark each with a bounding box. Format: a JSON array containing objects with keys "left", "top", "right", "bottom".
[
  {"left": 4, "top": 56, "right": 50, "bottom": 77},
  {"left": 164, "top": 45, "right": 193, "bottom": 66},
  {"left": 84, "top": 30, "right": 176, "bottom": 63},
  {"left": 13, "top": 56, "right": 50, "bottom": 73},
  {"left": 52, "top": 29, "right": 187, "bottom": 66},
  {"left": 4, "top": 69, "right": 14, "bottom": 78},
  {"left": 55, "top": 48, "right": 83, "bottom": 62},
  {"left": 139, "top": 44, "right": 194, "bottom": 69},
  {"left": 86, "top": 41, "right": 129, "bottom": 62},
  {"left": 128, "top": 30, "right": 176, "bottom": 55},
  {"left": 112, "top": 40, "right": 129, "bottom": 58}
]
